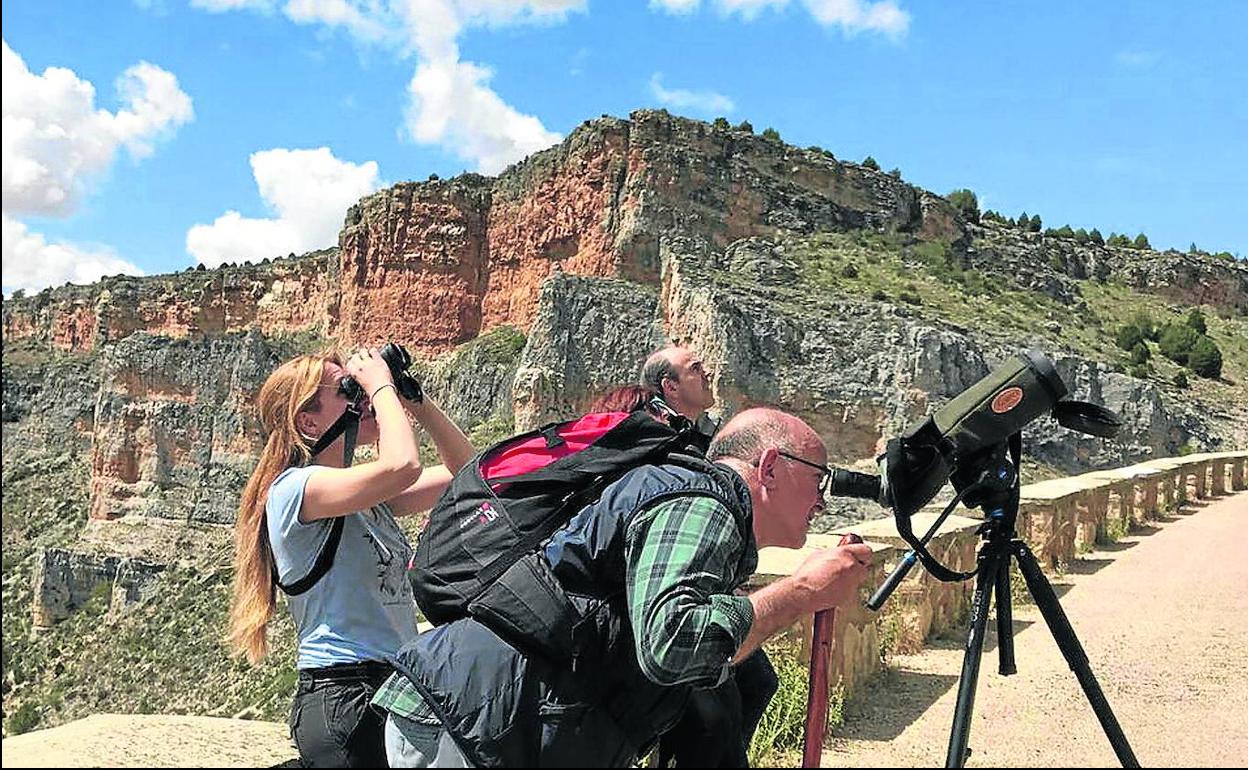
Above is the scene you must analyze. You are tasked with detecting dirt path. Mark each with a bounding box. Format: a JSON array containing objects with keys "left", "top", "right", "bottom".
[
  {"left": 825, "top": 491, "right": 1248, "bottom": 768},
  {"left": 0, "top": 714, "right": 293, "bottom": 768}
]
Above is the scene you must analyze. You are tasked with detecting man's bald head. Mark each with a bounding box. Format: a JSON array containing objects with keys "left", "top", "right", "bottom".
[
  {"left": 708, "top": 408, "right": 820, "bottom": 464},
  {"left": 709, "top": 408, "right": 828, "bottom": 550},
  {"left": 640, "top": 346, "right": 714, "bottom": 420}
]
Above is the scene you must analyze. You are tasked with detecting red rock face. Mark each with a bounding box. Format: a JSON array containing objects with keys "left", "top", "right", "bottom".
[
  {"left": 481, "top": 128, "right": 635, "bottom": 335},
  {"left": 336, "top": 183, "right": 491, "bottom": 353},
  {"left": 4, "top": 257, "right": 338, "bottom": 351},
  {"left": 49, "top": 303, "right": 98, "bottom": 351},
  {"left": 5, "top": 112, "right": 965, "bottom": 357},
  {"left": 333, "top": 112, "right": 965, "bottom": 352}
]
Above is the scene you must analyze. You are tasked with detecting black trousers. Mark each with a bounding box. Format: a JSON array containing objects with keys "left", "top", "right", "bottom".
[
  {"left": 289, "top": 661, "right": 393, "bottom": 768},
  {"left": 658, "top": 649, "right": 779, "bottom": 768}
]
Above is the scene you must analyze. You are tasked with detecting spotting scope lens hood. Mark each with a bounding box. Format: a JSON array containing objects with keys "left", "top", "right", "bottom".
[{"left": 1053, "top": 400, "right": 1123, "bottom": 438}]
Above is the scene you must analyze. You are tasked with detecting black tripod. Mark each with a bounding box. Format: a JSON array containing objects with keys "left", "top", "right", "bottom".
[{"left": 870, "top": 442, "right": 1140, "bottom": 768}]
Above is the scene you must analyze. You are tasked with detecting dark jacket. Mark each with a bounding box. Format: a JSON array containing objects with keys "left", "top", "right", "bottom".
[{"left": 390, "top": 458, "right": 755, "bottom": 767}]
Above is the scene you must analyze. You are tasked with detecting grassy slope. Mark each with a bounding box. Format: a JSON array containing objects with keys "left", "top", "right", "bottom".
[{"left": 789, "top": 232, "right": 1246, "bottom": 410}]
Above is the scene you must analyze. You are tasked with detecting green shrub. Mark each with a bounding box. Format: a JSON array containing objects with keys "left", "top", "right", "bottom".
[
  {"left": 1188, "top": 336, "right": 1223, "bottom": 378},
  {"left": 1128, "top": 310, "right": 1158, "bottom": 340},
  {"left": 1107, "top": 233, "right": 1131, "bottom": 247},
  {"left": 841, "top": 263, "right": 859, "bottom": 278},
  {"left": 1130, "top": 342, "right": 1151, "bottom": 364},
  {"left": 1184, "top": 308, "right": 1207, "bottom": 335},
  {"left": 1158, "top": 322, "right": 1200, "bottom": 364},
  {"left": 862, "top": 155, "right": 880, "bottom": 171},
  {"left": 735, "top": 120, "right": 754, "bottom": 133},
  {"left": 762, "top": 127, "right": 781, "bottom": 141},
  {"left": 871, "top": 289, "right": 888, "bottom": 301},
  {"left": 713, "top": 117, "right": 730, "bottom": 130},
  {"left": 1089, "top": 228, "right": 1104, "bottom": 245},
  {"left": 5, "top": 700, "right": 41, "bottom": 735},
  {"left": 1028, "top": 214, "right": 1042, "bottom": 232},
  {"left": 1128, "top": 362, "right": 1153, "bottom": 379},
  {"left": 899, "top": 290, "right": 922, "bottom": 305},
  {"left": 888, "top": 167, "right": 902, "bottom": 178},
  {"left": 1115, "top": 324, "right": 1145, "bottom": 351},
  {"left": 1173, "top": 371, "right": 1189, "bottom": 389},
  {"left": 947, "top": 189, "right": 980, "bottom": 223},
  {"left": 1132, "top": 233, "right": 1151, "bottom": 250}
]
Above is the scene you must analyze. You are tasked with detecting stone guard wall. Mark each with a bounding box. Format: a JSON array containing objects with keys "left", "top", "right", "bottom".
[{"left": 751, "top": 451, "right": 1248, "bottom": 741}]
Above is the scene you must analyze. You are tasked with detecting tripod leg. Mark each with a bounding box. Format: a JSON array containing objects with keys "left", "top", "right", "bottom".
[
  {"left": 994, "top": 556, "right": 1016, "bottom": 676},
  {"left": 1012, "top": 541, "right": 1141, "bottom": 768},
  {"left": 945, "top": 546, "right": 1003, "bottom": 768}
]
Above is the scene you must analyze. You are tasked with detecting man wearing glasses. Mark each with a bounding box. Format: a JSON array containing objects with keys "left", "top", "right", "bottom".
[{"left": 376, "top": 408, "right": 872, "bottom": 767}]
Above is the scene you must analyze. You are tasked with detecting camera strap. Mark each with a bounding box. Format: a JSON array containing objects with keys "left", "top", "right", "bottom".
[{"left": 308, "top": 404, "right": 363, "bottom": 467}]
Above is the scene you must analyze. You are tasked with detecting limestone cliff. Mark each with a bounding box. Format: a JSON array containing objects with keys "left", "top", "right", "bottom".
[{"left": 2, "top": 109, "right": 1246, "bottom": 734}]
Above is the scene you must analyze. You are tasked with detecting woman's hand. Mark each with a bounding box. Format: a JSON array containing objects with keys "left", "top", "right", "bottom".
[{"left": 345, "top": 347, "right": 393, "bottom": 397}]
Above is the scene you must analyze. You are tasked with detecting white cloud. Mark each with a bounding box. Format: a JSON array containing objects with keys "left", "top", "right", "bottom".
[
  {"left": 802, "top": 0, "right": 909, "bottom": 37},
  {"left": 1, "top": 40, "right": 190, "bottom": 294},
  {"left": 2, "top": 215, "right": 144, "bottom": 296},
  {"left": 191, "top": 0, "right": 275, "bottom": 11},
  {"left": 186, "top": 147, "right": 382, "bottom": 267},
  {"left": 405, "top": 57, "right": 562, "bottom": 174},
  {"left": 650, "top": 0, "right": 701, "bottom": 13},
  {"left": 2, "top": 40, "right": 193, "bottom": 217},
  {"left": 191, "top": 1, "right": 576, "bottom": 173},
  {"left": 283, "top": 0, "right": 391, "bottom": 42},
  {"left": 649, "top": 73, "right": 735, "bottom": 116},
  {"left": 650, "top": 0, "right": 909, "bottom": 36},
  {"left": 396, "top": 1, "right": 578, "bottom": 172}
]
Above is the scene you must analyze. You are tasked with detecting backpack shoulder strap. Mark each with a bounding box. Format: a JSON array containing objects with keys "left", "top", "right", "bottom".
[{"left": 272, "top": 515, "right": 345, "bottom": 596}]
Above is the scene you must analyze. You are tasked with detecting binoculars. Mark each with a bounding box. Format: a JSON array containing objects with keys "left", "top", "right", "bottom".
[{"left": 340, "top": 343, "right": 423, "bottom": 405}]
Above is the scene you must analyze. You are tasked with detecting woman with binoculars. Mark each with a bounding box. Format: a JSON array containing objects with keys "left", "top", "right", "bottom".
[{"left": 228, "top": 346, "right": 473, "bottom": 768}]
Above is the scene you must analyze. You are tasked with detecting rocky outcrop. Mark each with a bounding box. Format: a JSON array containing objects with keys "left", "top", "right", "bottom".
[
  {"left": 2, "top": 253, "right": 338, "bottom": 353},
  {"left": 2, "top": 109, "right": 1243, "bottom": 633},
  {"left": 87, "top": 331, "right": 283, "bottom": 524},
  {"left": 657, "top": 237, "right": 1215, "bottom": 470},
  {"left": 31, "top": 547, "right": 164, "bottom": 629},
  {"left": 512, "top": 274, "right": 664, "bottom": 430},
  {"left": 337, "top": 180, "right": 492, "bottom": 351},
  {"left": 418, "top": 325, "right": 526, "bottom": 434},
  {"left": 969, "top": 223, "right": 1248, "bottom": 314}
]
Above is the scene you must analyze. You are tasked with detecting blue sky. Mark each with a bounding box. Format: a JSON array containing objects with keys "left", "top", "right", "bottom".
[{"left": 3, "top": 0, "right": 1245, "bottom": 295}]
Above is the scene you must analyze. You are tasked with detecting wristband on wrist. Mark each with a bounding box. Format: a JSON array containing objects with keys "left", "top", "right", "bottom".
[{"left": 370, "top": 383, "right": 397, "bottom": 400}]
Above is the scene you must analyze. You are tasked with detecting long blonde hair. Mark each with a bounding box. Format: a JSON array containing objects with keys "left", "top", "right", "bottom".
[{"left": 227, "top": 349, "right": 343, "bottom": 665}]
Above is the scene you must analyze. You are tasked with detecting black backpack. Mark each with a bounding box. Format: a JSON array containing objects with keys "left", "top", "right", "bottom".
[{"left": 407, "top": 409, "right": 708, "bottom": 661}]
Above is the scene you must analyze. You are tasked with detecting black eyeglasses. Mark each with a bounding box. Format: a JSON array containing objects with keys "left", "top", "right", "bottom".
[{"left": 778, "top": 450, "right": 831, "bottom": 495}]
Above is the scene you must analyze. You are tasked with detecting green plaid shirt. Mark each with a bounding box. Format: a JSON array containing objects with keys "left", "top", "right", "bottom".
[{"left": 373, "top": 494, "right": 756, "bottom": 718}]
